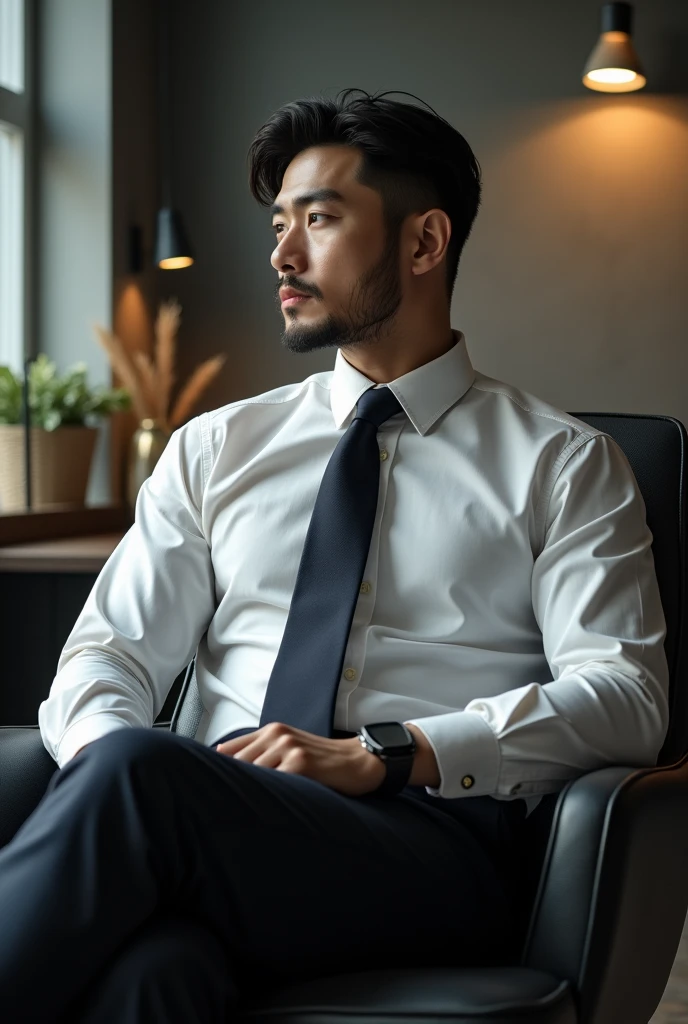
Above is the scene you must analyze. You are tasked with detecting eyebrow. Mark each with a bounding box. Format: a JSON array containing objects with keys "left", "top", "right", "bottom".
[{"left": 269, "top": 188, "right": 346, "bottom": 217}]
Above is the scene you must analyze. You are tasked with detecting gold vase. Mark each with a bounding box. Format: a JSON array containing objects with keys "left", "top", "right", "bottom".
[{"left": 127, "top": 418, "right": 170, "bottom": 511}]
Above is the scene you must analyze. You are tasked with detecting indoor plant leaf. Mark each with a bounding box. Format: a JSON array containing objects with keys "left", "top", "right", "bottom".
[{"left": 0, "top": 357, "right": 133, "bottom": 430}]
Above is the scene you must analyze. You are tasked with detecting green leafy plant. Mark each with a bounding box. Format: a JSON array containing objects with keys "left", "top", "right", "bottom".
[{"left": 0, "top": 355, "right": 132, "bottom": 432}]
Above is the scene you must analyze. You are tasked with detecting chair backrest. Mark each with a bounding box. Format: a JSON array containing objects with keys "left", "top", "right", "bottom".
[
  {"left": 572, "top": 414, "right": 687, "bottom": 765},
  {"left": 170, "top": 412, "right": 688, "bottom": 765}
]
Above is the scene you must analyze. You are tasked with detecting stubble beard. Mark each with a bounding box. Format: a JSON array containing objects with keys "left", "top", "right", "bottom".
[{"left": 278, "top": 228, "right": 403, "bottom": 356}]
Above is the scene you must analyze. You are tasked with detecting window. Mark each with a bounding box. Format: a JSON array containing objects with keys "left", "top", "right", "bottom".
[
  {"left": 0, "top": 0, "right": 33, "bottom": 377},
  {"left": 0, "top": 123, "right": 23, "bottom": 374}
]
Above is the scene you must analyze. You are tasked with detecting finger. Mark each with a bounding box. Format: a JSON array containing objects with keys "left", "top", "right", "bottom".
[
  {"left": 251, "top": 748, "right": 286, "bottom": 769},
  {"left": 215, "top": 733, "right": 261, "bottom": 757},
  {"left": 215, "top": 722, "right": 300, "bottom": 757},
  {"left": 222, "top": 737, "right": 266, "bottom": 761},
  {"left": 215, "top": 730, "right": 267, "bottom": 757},
  {"left": 275, "top": 747, "right": 310, "bottom": 775}
]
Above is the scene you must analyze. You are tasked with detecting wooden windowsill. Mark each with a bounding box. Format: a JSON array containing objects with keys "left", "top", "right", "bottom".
[
  {"left": 0, "top": 503, "right": 133, "bottom": 547},
  {"left": 0, "top": 531, "right": 126, "bottom": 573}
]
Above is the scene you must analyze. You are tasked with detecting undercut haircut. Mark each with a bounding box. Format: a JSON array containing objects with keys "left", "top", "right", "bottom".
[{"left": 248, "top": 88, "right": 482, "bottom": 301}]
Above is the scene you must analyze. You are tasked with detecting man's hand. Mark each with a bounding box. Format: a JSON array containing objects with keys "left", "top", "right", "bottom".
[{"left": 214, "top": 722, "right": 387, "bottom": 797}]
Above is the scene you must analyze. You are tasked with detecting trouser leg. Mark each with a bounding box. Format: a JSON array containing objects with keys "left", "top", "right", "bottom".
[
  {"left": 0, "top": 726, "right": 526, "bottom": 1023},
  {"left": 68, "top": 909, "right": 236, "bottom": 1024},
  {"left": 0, "top": 729, "right": 197, "bottom": 1022}
]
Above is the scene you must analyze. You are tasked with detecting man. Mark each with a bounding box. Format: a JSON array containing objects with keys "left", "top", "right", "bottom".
[{"left": 0, "top": 88, "right": 669, "bottom": 1022}]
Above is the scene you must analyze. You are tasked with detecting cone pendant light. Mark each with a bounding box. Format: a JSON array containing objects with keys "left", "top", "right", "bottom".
[
  {"left": 582, "top": 2, "right": 646, "bottom": 93},
  {"left": 154, "top": 0, "right": 194, "bottom": 268}
]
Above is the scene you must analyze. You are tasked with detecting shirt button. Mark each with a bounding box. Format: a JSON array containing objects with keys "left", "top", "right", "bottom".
[
  {"left": 344, "top": 668, "right": 357, "bottom": 681},
  {"left": 359, "top": 581, "right": 371, "bottom": 595},
  {"left": 461, "top": 775, "right": 475, "bottom": 789},
  {"left": 379, "top": 449, "right": 389, "bottom": 461}
]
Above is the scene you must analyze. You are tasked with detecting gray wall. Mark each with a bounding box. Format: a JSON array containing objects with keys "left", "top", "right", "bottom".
[
  {"left": 163, "top": 0, "right": 688, "bottom": 425},
  {"left": 111, "top": 0, "right": 159, "bottom": 503}
]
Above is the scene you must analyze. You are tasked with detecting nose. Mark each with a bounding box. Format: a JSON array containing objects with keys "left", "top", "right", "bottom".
[{"left": 270, "top": 229, "right": 307, "bottom": 277}]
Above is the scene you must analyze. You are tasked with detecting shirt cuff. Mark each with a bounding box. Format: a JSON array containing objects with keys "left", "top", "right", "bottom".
[
  {"left": 53, "top": 715, "right": 132, "bottom": 769},
  {"left": 403, "top": 711, "right": 501, "bottom": 798}
]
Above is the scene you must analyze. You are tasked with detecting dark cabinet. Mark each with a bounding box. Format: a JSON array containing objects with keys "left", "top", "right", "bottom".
[{"left": 0, "top": 568, "right": 186, "bottom": 727}]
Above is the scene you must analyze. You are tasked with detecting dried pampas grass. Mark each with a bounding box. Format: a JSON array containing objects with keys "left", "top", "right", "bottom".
[
  {"left": 92, "top": 324, "right": 149, "bottom": 422},
  {"left": 169, "top": 353, "right": 227, "bottom": 429},
  {"left": 154, "top": 299, "right": 180, "bottom": 426},
  {"left": 93, "top": 299, "right": 226, "bottom": 433},
  {"left": 132, "top": 350, "right": 162, "bottom": 422}
]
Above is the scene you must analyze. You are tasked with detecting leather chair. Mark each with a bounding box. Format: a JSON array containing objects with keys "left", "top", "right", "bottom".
[{"left": 2, "top": 412, "right": 688, "bottom": 1024}]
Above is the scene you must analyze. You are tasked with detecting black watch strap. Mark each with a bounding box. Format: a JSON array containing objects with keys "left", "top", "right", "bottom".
[{"left": 373, "top": 751, "right": 415, "bottom": 796}]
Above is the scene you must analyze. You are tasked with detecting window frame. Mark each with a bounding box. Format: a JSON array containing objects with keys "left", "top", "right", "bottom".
[
  {"left": 0, "top": 1, "right": 125, "bottom": 540},
  {"left": 0, "top": 0, "right": 37, "bottom": 372}
]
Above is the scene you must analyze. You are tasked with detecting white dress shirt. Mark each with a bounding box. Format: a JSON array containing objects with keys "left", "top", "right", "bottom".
[{"left": 38, "top": 330, "right": 670, "bottom": 818}]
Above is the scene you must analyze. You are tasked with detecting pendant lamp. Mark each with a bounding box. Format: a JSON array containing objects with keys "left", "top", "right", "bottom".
[
  {"left": 582, "top": 2, "right": 646, "bottom": 93},
  {"left": 154, "top": 0, "right": 194, "bottom": 269}
]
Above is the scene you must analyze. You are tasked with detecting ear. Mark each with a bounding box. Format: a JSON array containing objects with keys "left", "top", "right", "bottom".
[{"left": 409, "top": 209, "right": 452, "bottom": 278}]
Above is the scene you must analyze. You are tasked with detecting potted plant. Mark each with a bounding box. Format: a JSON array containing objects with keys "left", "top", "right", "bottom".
[{"left": 0, "top": 355, "right": 131, "bottom": 512}]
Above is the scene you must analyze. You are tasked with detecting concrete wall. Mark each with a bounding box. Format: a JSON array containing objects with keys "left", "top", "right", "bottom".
[{"left": 164, "top": 0, "right": 688, "bottom": 426}]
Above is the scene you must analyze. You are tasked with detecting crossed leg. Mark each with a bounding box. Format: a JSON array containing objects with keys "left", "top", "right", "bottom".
[{"left": 0, "top": 727, "right": 525, "bottom": 1023}]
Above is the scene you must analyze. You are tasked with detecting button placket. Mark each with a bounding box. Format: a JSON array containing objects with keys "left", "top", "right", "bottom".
[{"left": 337, "top": 607, "right": 367, "bottom": 722}]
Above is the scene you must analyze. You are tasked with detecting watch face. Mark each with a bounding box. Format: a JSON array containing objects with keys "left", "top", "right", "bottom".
[{"left": 366, "top": 722, "right": 410, "bottom": 750}]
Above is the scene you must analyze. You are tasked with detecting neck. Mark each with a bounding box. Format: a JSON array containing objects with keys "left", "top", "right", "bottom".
[{"left": 340, "top": 319, "right": 456, "bottom": 384}]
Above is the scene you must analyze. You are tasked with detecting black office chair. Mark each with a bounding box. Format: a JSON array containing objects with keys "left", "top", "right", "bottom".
[{"left": 2, "top": 412, "right": 688, "bottom": 1024}]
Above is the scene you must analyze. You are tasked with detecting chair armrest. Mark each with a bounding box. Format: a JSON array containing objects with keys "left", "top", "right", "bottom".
[
  {"left": 0, "top": 726, "right": 59, "bottom": 850},
  {"left": 522, "top": 756, "right": 688, "bottom": 1023}
]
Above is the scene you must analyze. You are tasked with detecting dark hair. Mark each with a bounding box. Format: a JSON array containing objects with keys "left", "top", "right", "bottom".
[{"left": 247, "top": 88, "right": 482, "bottom": 301}]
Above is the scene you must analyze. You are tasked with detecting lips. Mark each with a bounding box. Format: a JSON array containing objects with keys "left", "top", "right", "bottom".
[
  {"left": 282, "top": 295, "right": 311, "bottom": 306},
  {"left": 280, "top": 284, "right": 312, "bottom": 300}
]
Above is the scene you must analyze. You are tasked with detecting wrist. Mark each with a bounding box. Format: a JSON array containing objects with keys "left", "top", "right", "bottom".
[
  {"left": 349, "top": 736, "right": 387, "bottom": 790},
  {"left": 404, "top": 723, "right": 441, "bottom": 788}
]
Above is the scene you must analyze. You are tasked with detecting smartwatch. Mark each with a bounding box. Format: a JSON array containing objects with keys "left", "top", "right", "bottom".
[{"left": 357, "top": 721, "right": 416, "bottom": 797}]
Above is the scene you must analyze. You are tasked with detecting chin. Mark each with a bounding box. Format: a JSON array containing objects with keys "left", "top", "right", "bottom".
[{"left": 285, "top": 303, "right": 318, "bottom": 318}]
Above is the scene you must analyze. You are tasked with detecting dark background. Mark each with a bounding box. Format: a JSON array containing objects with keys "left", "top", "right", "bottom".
[{"left": 3, "top": 0, "right": 686, "bottom": 725}]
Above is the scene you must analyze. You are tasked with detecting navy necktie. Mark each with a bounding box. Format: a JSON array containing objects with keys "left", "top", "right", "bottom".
[{"left": 258, "top": 384, "right": 404, "bottom": 737}]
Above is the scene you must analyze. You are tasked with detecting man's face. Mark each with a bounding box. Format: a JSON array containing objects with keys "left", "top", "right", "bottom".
[{"left": 269, "top": 145, "right": 404, "bottom": 355}]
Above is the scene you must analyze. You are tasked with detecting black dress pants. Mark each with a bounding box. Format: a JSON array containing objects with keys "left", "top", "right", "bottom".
[{"left": 0, "top": 726, "right": 541, "bottom": 1023}]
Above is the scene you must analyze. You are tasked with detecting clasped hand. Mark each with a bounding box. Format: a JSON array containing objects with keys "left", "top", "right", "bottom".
[{"left": 214, "top": 722, "right": 387, "bottom": 797}]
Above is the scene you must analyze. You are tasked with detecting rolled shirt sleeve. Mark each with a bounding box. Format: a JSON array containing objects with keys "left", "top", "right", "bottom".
[
  {"left": 38, "top": 416, "right": 216, "bottom": 768},
  {"left": 405, "top": 432, "right": 670, "bottom": 800}
]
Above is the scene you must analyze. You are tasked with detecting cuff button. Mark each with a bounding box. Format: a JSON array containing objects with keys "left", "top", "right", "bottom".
[{"left": 461, "top": 775, "right": 475, "bottom": 789}]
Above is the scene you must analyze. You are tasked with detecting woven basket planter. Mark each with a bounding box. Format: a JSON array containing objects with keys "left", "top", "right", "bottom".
[{"left": 0, "top": 424, "right": 98, "bottom": 512}]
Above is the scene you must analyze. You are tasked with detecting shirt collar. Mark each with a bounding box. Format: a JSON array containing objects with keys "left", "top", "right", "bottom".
[{"left": 329, "top": 329, "right": 476, "bottom": 436}]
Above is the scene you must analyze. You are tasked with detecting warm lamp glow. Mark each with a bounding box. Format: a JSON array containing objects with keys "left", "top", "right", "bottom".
[
  {"left": 587, "top": 67, "right": 637, "bottom": 83},
  {"left": 582, "top": 6, "right": 647, "bottom": 94},
  {"left": 158, "top": 255, "right": 194, "bottom": 270},
  {"left": 583, "top": 67, "right": 647, "bottom": 92}
]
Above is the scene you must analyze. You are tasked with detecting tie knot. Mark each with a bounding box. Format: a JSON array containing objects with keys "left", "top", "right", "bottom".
[{"left": 354, "top": 385, "right": 403, "bottom": 428}]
